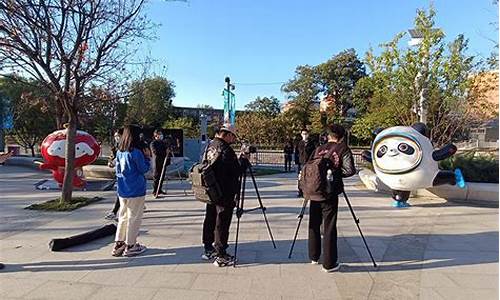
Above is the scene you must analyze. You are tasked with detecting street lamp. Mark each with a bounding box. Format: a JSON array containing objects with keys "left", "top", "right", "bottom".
[{"left": 408, "top": 28, "right": 427, "bottom": 124}]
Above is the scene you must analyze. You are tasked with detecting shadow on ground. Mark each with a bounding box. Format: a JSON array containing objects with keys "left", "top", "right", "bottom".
[{"left": 1, "top": 231, "right": 497, "bottom": 274}]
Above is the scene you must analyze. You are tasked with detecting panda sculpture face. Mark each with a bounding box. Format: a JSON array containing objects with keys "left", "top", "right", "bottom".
[{"left": 373, "top": 134, "right": 422, "bottom": 174}]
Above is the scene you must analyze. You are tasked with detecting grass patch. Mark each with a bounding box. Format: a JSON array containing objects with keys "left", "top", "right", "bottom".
[
  {"left": 25, "top": 196, "right": 103, "bottom": 211},
  {"left": 252, "top": 168, "right": 285, "bottom": 176}
]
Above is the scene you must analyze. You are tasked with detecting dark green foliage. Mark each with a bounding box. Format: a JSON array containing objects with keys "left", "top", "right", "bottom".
[
  {"left": 439, "top": 152, "right": 499, "bottom": 183},
  {"left": 25, "top": 197, "right": 103, "bottom": 211}
]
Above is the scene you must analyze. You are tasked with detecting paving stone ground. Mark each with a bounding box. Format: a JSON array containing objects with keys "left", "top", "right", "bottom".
[{"left": 0, "top": 165, "right": 498, "bottom": 300}]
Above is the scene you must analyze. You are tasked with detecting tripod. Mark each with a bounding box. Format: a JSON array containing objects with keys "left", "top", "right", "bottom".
[
  {"left": 288, "top": 191, "right": 377, "bottom": 268},
  {"left": 233, "top": 157, "right": 276, "bottom": 267},
  {"left": 155, "top": 148, "right": 187, "bottom": 198}
]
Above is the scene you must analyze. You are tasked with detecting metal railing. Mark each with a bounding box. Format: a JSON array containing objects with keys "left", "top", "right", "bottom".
[{"left": 247, "top": 148, "right": 367, "bottom": 170}]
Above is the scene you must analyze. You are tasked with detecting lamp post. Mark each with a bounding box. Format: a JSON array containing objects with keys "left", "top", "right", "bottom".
[{"left": 408, "top": 28, "right": 428, "bottom": 124}]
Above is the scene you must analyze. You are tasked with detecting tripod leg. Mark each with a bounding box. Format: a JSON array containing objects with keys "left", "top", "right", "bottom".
[
  {"left": 233, "top": 171, "right": 247, "bottom": 267},
  {"left": 342, "top": 191, "right": 377, "bottom": 268},
  {"left": 248, "top": 165, "right": 276, "bottom": 249},
  {"left": 288, "top": 198, "right": 308, "bottom": 259},
  {"left": 155, "top": 154, "right": 169, "bottom": 198}
]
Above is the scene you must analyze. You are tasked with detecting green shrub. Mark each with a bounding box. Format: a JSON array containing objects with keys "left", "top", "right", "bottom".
[{"left": 439, "top": 152, "right": 499, "bottom": 183}]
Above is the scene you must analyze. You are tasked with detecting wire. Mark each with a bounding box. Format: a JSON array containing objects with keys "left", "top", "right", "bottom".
[{"left": 233, "top": 81, "right": 286, "bottom": 86}]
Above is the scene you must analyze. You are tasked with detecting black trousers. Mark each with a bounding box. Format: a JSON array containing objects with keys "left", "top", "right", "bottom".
[
  {"left": 284, "top": 154, "right": 292, "bottom": 171},
  {"left": 153, "top": 156, "right": 166, "bottom": 193},
  {"left": 308, "top": 196, "right": 339, "bottom": 269},
  {"left": 202, "top": 203, "right": 234, "bottom": 255},
  {"left": 112, "top": 197, "right": 120, "bottom": 214}
]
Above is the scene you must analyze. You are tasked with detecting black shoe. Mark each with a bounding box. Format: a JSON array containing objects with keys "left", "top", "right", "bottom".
[
  {"left": 213, "top": 254, "right": 235, "bottom": 267},
  {"left": 201, "top": 248, "right": 216, "bottom": 261},
  {"left": 158, "top": 190, "right": 167, "bottom": 195},
  {"left": 297, "top": 192, "right": 303, "bottom": 198}
]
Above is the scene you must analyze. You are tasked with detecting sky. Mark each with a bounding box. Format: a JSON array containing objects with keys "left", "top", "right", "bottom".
[{"left": 141, "top": 0, "right": 498, "bottom": 110}]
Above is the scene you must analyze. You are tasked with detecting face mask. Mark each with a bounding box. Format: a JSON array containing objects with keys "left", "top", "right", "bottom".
[
  {"left": 158, "top": 134, "right": 164, "bottom": 140},
  {"left": 114, "top": 136, "right": 120, "bottom": 143},
  {"left": 301, "top": 134, "right": 308, "bottom": 140}
]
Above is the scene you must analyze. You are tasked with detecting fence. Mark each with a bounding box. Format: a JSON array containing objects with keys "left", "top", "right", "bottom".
[{"left": 247, "top": 148, "right": 367, "bottom": 170}]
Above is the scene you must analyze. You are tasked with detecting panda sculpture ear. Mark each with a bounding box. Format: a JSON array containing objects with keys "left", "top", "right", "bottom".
[
  {"left": 411, "top": 123, "right": 429, "bottom": 138},
  {"left": 372, "top": 128, "right": 383, "bottom": 137}
]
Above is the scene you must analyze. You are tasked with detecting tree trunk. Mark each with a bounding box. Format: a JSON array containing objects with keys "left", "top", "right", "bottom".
[
  {"left": 60, "top": 115, "right": 77, "bottom": 203},
  {"left": 30, "top": 144, "right": 35, "bottom": 157}
]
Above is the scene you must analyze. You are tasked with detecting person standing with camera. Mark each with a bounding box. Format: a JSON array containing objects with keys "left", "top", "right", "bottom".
[
  {"left": 111, "top": 125, "right": 151, "bottom": 257},
  {"left": 200, "top": 124, "right": 242, "bottom": 267},
  {"left": 306, "top": 124, "right": 355, "bottom": 272},
  {"left": 150, "top": 129, "right": 170, "bottom": 197},
  {"left": 296, "top": 129, "right": 317, "bottom": 197}
]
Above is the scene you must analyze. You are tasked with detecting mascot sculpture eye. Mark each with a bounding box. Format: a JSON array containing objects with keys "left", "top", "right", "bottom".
[
  {"left": 376, "top": 145, "right": 387, "bottom": 158},
  {"left": 398, "top": 143, "right": 414, "bottom": 155}
]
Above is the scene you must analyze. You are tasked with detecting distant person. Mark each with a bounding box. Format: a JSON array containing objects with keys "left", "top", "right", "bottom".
[
  {"left": 111, "top": 125, "right": 151, "bottom": 257},
  {"left": 296, "top": 129, "right": 317, "bottom": 197},
  {"left": 283, "top": 139, "right": 294, "bottom": 172},
  {"left": 150, "top": 129, "right": 169, "bottom": 197},
  {"left": 105, "top": 129, "right": 123, "bottom": 221},
  {"left": 306, "top": 124, "right": 355, "bottom": 272}
]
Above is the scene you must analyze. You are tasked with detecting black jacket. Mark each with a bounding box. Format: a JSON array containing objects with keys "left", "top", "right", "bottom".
[
  {"left": 208, "top": 137, "right": 242, "bottom": 207},
  {"left": 150, "top": 139, "right": 170, "bottom": 166},
  {"left": 297, "top": 139, "right": 317, "bottom": 164},
  {"left": 313, "top": 141, "right": 356, "bottom": 197}
]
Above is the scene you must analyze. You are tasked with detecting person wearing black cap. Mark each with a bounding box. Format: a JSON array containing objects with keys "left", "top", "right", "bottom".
[
  {"left": 200, "top": 123, "right": 243, "bottom": 267},
  {"left": 307, "top": 124, "right": 355, "bottom": 272}
]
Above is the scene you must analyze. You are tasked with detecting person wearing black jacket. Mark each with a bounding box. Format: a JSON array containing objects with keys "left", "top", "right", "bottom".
[
  {"left": 283, "top": 139, "right": 294, "bottom": 172},
  {"left": 200, "top": 124, "right": 243, "bottom": 267},
  {"left": 296, "top": 129, "right": 317, "bottom": 196},
  {"left": 308, "top": 124, "right": 355, "bottom": 273},
  {"left": 150, "top": 129, "right": 170, "bottom": 197}
]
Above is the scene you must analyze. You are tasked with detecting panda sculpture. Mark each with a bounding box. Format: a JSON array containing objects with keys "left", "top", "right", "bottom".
[{"left": 362, "top": 123, "right": 466, "bottom": 207}]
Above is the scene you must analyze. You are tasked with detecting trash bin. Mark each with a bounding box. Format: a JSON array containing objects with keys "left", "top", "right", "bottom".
[{"left": 7, "top": 145, "right": 20, "bottom": 156}]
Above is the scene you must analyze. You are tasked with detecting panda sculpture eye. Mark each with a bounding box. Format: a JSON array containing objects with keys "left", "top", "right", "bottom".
[
  {"left": 398, "top": 143, "right": 414, "bottom": 155},
  {"left": 376, "top": 145, "right": 388, "bottom": 158}
]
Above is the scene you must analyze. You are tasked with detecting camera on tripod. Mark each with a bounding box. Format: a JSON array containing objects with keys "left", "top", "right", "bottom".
[{"left": 240, "top": 140, "right": 257, "bottom": 155}]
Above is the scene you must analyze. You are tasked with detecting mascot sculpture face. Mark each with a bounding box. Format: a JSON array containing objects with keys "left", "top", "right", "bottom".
[
  {"left": 40, "top": 129, "right": 101, "bottom": 188},
  {"left": 371, "top": 126, "right": 438, "bottom": 191}
]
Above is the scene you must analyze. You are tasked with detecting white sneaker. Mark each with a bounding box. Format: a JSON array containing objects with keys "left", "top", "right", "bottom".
[
  {"left": 123, "top": 243, "right": 147, "bottom": 257},
  {"left": 104, "top": 212, "right": 116, "bottom": 220},
  {"left": 322, "top": 262, "right": 341, "bottom": 273},
  {"left": 311, "top": 260, "right": 319, "bottom": 265}
]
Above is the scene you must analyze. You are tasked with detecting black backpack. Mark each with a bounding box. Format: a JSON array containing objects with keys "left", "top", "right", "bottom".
[
  {"left": 299, "top": 146, "right": 340, "bottom": 201},
  {"left": 190, "top": 145, "right": 223, "bottom": 205}
]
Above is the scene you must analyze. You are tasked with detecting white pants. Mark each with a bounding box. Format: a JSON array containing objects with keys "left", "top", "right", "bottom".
[{"left": 115, "top": 196, "right": 145, "bottom": 245}]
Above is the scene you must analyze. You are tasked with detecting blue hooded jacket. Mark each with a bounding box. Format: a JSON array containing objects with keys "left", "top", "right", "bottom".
[{"left": 115, "top": 148, "right": 151, "bottom": 198}]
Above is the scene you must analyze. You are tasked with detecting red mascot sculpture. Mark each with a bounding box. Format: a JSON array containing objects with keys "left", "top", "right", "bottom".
[{"left": 40, "top": 129, "right": 101, "bottom": 188}]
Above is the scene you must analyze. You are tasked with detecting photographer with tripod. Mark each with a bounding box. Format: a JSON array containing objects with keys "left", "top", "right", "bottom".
[
  {"left": 150, "top": 129, "right": 170, "bottom": 197},
  {"left": 199, "top": 124, "right": 242, "bottom": 267},
  {"left": 302, "top": 124, "right": 355, "bottom": 272}
]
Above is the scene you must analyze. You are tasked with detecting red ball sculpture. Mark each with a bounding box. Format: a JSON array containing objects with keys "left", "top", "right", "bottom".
[{"left": 40, "top": 129, "right": 101, "bottom": 188}]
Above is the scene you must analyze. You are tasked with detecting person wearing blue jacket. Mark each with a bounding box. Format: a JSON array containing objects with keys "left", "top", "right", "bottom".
[{"left": 111, "top": 125, "right": 151, "bottom": 257}]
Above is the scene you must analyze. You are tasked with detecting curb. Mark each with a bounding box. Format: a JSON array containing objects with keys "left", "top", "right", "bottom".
[{"left": 358, "top": 168, "right": 499, "bottom": 205}]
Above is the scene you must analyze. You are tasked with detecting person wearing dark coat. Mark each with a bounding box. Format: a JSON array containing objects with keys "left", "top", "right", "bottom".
[
  {"left": 307, "top": 124, "right": 355, "bottom": 273},
  {"left": 150, "top": 129, "right": 170, "bottom": 197},
  {"left": 200, "top": 124, "right": 243, "bottom": 267},
  {"left": 283, "top": 139, "right": 294, "bottom": 172},
  {"left": 296, "top": 129, "right": 317, "bottom": 197}
]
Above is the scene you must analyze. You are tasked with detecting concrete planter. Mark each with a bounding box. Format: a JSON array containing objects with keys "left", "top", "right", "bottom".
[{"left": 358, "top": 168, "right": 499, "bottom": 205}]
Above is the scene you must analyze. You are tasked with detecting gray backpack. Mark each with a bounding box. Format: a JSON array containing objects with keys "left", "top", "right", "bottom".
[{"left": 190, "top": 145, "right": 223, "bottom": 205}]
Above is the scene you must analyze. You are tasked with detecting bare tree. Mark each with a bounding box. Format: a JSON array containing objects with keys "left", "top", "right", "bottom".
[{"left": 0, "top": 0, "right": 154, "bottom": 202}]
